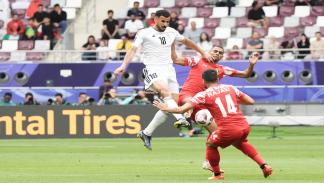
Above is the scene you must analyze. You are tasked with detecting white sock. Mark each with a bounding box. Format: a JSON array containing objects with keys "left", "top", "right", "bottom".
[
  {"left": 143, "top": 110, "right": 168, "bottom": 136},
  {"left": 164, "top": 97, "right": 185, "bottom": 121}
]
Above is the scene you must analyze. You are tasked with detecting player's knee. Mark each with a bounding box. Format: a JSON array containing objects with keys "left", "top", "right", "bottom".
[{"left": 195, "top": 109, "right": 213, "bottom": 127}]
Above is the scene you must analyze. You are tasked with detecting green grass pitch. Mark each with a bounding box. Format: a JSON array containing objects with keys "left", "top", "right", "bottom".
[{"left": 0, "top": 126, "right": 323, "bottom": 183}]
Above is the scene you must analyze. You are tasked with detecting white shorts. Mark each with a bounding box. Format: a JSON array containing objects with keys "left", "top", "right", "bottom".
[{"left": 143, "top": 65, "right": 179, "bottom": 94}]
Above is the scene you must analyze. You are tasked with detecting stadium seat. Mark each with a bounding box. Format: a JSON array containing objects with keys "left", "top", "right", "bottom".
[
  {"left": 310, "top": 6, "right": 324, "bottom": 16},
  {"left": 214, "top": 27, "right": 231, "bottom": 39},
  {"left": 197, "top": 7, "right": 213, "bottom": 18},
  {"left": 262, "top": 6, "right": 278, "bottom": 17},
  {"left": 178, "top": 18, "right": 188, "bottom": 26},
  {"left": 316, "top": 16, "right": 324, "bottom": 26},
  {"left": 237, "top": 0, "right": 254, "bottom": 7},
  {"left": 236, "top": 27, "right": 253, "bottom": 38},
  {"left": 144, "top": 0, "right": 159, "bottom": 7},
  {"left": 181, "top": 7, "right": 197, "bottom": 18},
  {"left": 165, "top": 7, "right": 180, "bottom": 15},
  {"left": 284, "top": 27, "right": 300, "bottom": 38},
  {"left": 294, "top": 6, "right": 310, "bottom": 17},
  {"left": 320, "top": 27, "right": 324, "bottom": 36},
  {"left": 211, "top": 7, "right": 228, "bottom": 18},
  {"left": 211, "top": 38, "right": 224, "bottom": 47},
  {"left": 267, "top": 27, "right": 284, "bottom": 38},
  {"left": 160, "top": 0, "right": 175, "bottom": 7},
  {"left": 108, "top": 39, "right": 121, "bottom": 50},
  {"left": 300, "top": 16, "right": 317, "bottom": 26},
  {"left": 189, "top": 18, "right": 204, "bottom": 29},
  {"left": 279, "top": 6, "right": 294, "bottom": 16},
  {"left": 1, "top": 40, "right": 18, "bottom": 51},
  {"left": 26, "top": 52, "right": 45, "bottom": 61},
  {"left": 284, "top": 17, "right": 300, "bottom": 27},
  {"left": 63, "top": 8, "right": 76, "bottom": 19},
  {"left": 236, "top": 17, "right": 249, "bottom": 27},
  {"left": 34, "top": 40, "right": 50, "bottom": 50},
  {"left": 304, "top": 26, "right": 320, "bottom": 37},
  {"left": 253, "top": 27, "right": 268, "bottom": 38},
  {"left": 42, "top": 0, "right": 51, "bottom": 7},
  {"left": 11, "top": 0, "right": 29, "bottom": 9},
  {"left": 51, "top": 0, "right": 66, "bottom": 7},
  {"left": 192, "top": 0, "right": 207, "bottom": 7},
  {"left": 65, "top": 0, "right": 82, "bottom": 8},
  {"left": 226, "top": 38, "right": 243, "bottom": 49},
  {"left": 18, "top": 40, "right": 34, "bottom": 50},
  {"left": 0, "top": 52, "right": 10, "bottom": 61},
  {"left": 175, "top": 0, "right": 191, "bottom": 7},
  {"left": 270, "top": 17, "right": 284, "bottom": 27},
  {"left": 220, "top": 17, "right": 236, "bottom": 28},
  {"left": 230, "top": 7, "right": 246, "bottom": 17},
  {"left": 147, "top": 7, "right": 163, "bottom": 18},
  {"left": 12, "top": 9, "right": 26, "bottom": 19},
  {"left": 202, "top": 28, "right": 214, "bottom": 38},
  {"left": 128, "top": 0, "right": 144, "bottom": 7},
  {"left": 204, "top": 18, "right": 220, "bottom": 28}
]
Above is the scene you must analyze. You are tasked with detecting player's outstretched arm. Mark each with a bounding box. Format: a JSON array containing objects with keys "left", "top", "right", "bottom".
[
  {"left": 181, "top": 37, "right": 214, "bottom": 62},
  {"left": 114, "top": 47, "right": 138, "bottom": 75},
  {"left": 171, "top": 42, "right": 186, "bottom": 66},
  {"left": 153, "top": 100, "right": 193, "bottom": 113},
  {"left": 239, "top": 93, "right": 255, "bottom": 105},
  {"left": 234, "top": 52, "right": 259, "bottom": 78}
]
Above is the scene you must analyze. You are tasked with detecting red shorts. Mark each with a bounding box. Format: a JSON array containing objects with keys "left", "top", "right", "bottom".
[
  {"left": 207, "top": 127, "right": 250, "bottom": 148},
  {"left": 179, "top": 92, "right": 207, "bottom": 122}
]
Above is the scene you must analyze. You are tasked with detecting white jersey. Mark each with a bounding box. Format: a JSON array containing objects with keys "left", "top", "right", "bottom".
[{"left": 133, "top": 27, "right": 185, "bottom": 66}]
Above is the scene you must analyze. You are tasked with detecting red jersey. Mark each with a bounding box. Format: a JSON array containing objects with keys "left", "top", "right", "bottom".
[
  {"left": 190, "top": 84, "right": 248, "bottom": 130},
  {"left": 181, "top": 57, "right": 238, "bottom": 96}
]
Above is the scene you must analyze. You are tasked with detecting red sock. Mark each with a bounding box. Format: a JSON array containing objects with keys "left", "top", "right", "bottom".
[
  {"left": 206, "top": 145, "right": 221, "bottom": 173},
  {"left": 234, "top": 141, "right": 265, "bottom": 166}
]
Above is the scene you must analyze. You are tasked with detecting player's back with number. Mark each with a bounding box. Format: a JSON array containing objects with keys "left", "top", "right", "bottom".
[{"left": 191, "top": 84, "right": 248, "bottom": 130}]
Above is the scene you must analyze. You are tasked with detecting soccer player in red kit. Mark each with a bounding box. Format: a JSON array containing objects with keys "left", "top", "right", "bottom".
[{"left": 154, "top": 69, "right": 272, "bottom": 180}]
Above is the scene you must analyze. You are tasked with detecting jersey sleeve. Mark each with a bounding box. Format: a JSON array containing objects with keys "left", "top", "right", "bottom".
[
  {"left": 232, "top": 85, "right": 246, "bottom": 99},
  {"left": 223, "top": 66, "right": 238, "bottom": 76},
  {"left": 183, "top": 56, "right": 200, "bottom": 67},
  {"left": 132, "top": 30, "right": 144, "bottom": 48},
  {"left": 189, "top": 91, "right": 206, "bottom": 107},
  {"left": 174, "top": 29, "right": 185, "bottom": 42}
]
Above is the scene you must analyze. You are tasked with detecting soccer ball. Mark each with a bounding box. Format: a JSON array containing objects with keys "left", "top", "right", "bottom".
[{"left": 195, "top": 109, "right": 213, "bottom": 127}]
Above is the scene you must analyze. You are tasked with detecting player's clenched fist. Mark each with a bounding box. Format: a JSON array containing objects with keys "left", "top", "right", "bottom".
[{"left": 249, "top": 52, "right": 259, "bottom": 65}]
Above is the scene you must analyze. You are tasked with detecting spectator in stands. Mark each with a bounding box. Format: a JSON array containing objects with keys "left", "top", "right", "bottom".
[
  {"left": 227, "top": 45, "right": 243, "bottom": 60},
  {"left": 262, "top": 36, "right": 280, "bottom": 60},
  {"left": 177, "top": 24, "right": 185, "bottom": 35},
  {"left": 310, "top": 32, "right": 324, "bottom": 59},
  {"left": 23, "top": 18, "right": 37, "bottom": 40},
  {"left": 197, "top": 32, "right": 212, "bottom": 52},
  {"left": 75, "top": 92, "right": 90, "bottom": 106},
  {"left": 215, "top": 0, "right": 236, "bottom": 7},
  {"left": 264, "top": 0, "right": 283, "bottom": 6},
  {"left": 122, "top": 89, "right": 151, "bottom": 105},
  {"left": 82, "top": 35, "right": 99, "bottom": 60},
  {"left": 26, "top": 0, "right": 42, "bottom": 18},
  {"left": 50, "top": 4, "right": 67, "bottom": 33},
  {"left": 184, "top": 21, "right": 202, "bottom": 43},
  {"left": 297, "top": 33, "right": 311, "bottom": 59},
  {"left": 310, "top": 0, "right": 324, "bottom": 5},
  {"left": 280, "top": 39, "right": 296, "bottom": 60},
  {"left": 0, "top": 92, "right": 16, "bottom": 106},
  {"left": 5, "top": 13, "right": 25, "bottom": 40},
  {"left": 98, "top": 88, "right": 122, "bottom": 105},
  {"left": 246, "top": 32, "right": 263, "bottom": 56},
  {"left": 97, "top": 39, "right": 113, "bottom": 60},
  {"left": 23, "top": 92, "right": 40, "bottom": 105},
  {"left": 102, "top": 10, "right": 120, "bottom": 40},
  {"left": 170, "top": 12, "right": 179, "bottom": 30},
  {"left": 99, "top": 79, "right": 113, "bottom": 99},
  {"left": 247, "top": 1, "right": 269, "bottom": 29},
  {"left": 145, "top": 12, "right": 155, "bottom": 27},
  {"left": 125, "top": 14, "right": 144, "bottom": 39},
  {"left": 33, "top": 4, "right": 49, "bottom": 24},
  {"left": 294, "top": 0, "right": 309, "bottom": 6},
  {"left": 127, "top": 1, "right": 145, "bottom": 20},
  {"left": 48, "top": 93, "right": 69, "bottom": 105},
  {"left": 116, "top": 34, "right": 133, "bottom": 60}
]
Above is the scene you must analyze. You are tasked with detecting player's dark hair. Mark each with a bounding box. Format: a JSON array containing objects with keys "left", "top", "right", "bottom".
[
  {"left": 155, "top": 10, "right": 170, "bottom": 18},
  {"left": 202, "top": 69, "right": 218, "bottom": 83},
  {"left": 108, "top": 10, "right": 113, "bottom": 14},
  {"left": 55, "top": 93, "right": 63, "bottom": 98}
]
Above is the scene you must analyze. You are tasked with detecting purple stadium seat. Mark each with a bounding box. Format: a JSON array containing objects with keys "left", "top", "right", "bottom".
[
  {"left": 284, "top": 27, "right": 300, "bottom": 38},
  {"left": 42, "top": 0, "right": 51, "bottom": 7},
  {"left": 165, "top": 8, "right": 180, "bottom": 15},
  {"left": 202, "top": 28, "right": 214, "bottom": 38},
  {"left": 18, "top": 41, "right": 34, "bottom": 50},
  {"left": 139, "top": 8, "right": 148, "bottom": 16},
  {"left": 26, "top": 52, "right": 44, "bottom": 61},
  {"left": 12, "top": 9, "right": 26, "bottom": 19},
  {"left": 311, "top": 6, "right": 324, "bottom": 16},
  {"left": 175, "top": 0, "right": 191, "bottom": 7},
  {"left": 300, "top": 16, "right": 317, "bottom": 26},
  {"left": 211, "top": 39, "right": 225, "bottom": 47},
  {"left": 144, "top": 0, "right": 160, "bottom": 7},
  {"left": 0, "top": 52, "right": 10, "bottom": 61},
  {"left": 270, "top": 17, "right": 284, "bottom": 27},
  {"left": 197, "top": 7, "right": 213, "bottom": 18},
  {"left": 279, "top": 6, "right": 294, "bottom": 16},
  {"left": 253, "top": 28, "right": 268, "bottom": 38},
  {"left": 283, "top": 0, "right": 295, "bottom": 6},
  {"left": 192, "top": 0, "right": 207, "bottom": 7},
  {"left": 236, "top": 17, "right": 249, "bottom": 27},
  {"left": 204, "top": 18, "right": 220, "bottom": 28},
  {"left": 118, "top": 19, "right": 126, "bottom": 28},
  {"left": 320, "top": 27, "right": 324, "bottom": 36}
]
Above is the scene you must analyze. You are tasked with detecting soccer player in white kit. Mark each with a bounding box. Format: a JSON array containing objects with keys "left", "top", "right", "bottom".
[{"left": 114, "top": 10, "right": 212, "bottom": 150}]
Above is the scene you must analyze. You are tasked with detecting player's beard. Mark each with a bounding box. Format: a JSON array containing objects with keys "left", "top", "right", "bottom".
[{"left": 156, "top": 25, "right": 166, "bottom": 32}]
